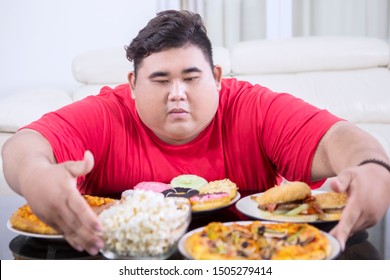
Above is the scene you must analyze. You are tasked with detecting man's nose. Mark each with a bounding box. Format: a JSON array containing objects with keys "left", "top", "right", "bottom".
[{"left": 168, "top": 81, "right": 187, "bottom": 100}]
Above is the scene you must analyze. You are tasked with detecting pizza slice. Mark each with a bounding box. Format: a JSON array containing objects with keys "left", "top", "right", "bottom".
[{"left": 9, "top": 195, "right": 116, "bottom": 235}]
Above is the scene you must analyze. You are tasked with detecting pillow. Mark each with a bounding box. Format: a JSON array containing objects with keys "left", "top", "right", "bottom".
[{"left": 0, "top": 89, "right": 72, "bottom": 133}]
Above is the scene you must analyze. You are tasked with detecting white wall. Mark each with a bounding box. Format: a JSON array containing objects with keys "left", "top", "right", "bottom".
[{"left": 0, "top": 0, "right": 158, "bottom": 98}]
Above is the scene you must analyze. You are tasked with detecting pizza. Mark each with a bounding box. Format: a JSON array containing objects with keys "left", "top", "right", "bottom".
[
  {"left": 9, "top": 195, "right": 116, "bottom": 235},
  {"left": 184, "top": 221, "right": 331, "bottom": 260},
  {"left": 9, "top": 204, "right": 59, "bottom": 235}
]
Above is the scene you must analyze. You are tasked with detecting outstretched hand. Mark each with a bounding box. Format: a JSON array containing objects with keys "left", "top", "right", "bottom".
[
  {"left": 21, "top": 151, "right": 104, "bottom": 255},
  {"left": 329, "top": 164, "right": 390, "bottom": 250}
]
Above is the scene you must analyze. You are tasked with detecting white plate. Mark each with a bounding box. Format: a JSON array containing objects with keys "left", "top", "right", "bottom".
[
  {"left": 236, "top": 190, "right": 336, "bottom": 223},
  {"left": 178, "top": 221, "right": 341, "bottom": 260},
  {"left": 7, "top": 220, "right": 64, "bottom": 239},
  {"left": 192, "top": 192, "right": 241, "bottom": 214}
]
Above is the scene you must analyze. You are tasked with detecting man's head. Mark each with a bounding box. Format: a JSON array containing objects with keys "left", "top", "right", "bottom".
[
  {"left": 126, "top": 10, "right": 222, "bottom": 145},
  {"left": 125, "top": 10, "right": 214, "bottom": 75}
]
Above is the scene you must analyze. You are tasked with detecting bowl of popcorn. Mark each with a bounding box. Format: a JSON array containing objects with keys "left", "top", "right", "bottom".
[{"left": 98, "top": 190, "right": 191, "bottom": 259}]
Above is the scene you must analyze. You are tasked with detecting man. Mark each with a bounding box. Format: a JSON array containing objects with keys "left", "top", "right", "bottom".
[{"left": 2, "top": 10, "right": 390, "bottom": 256}]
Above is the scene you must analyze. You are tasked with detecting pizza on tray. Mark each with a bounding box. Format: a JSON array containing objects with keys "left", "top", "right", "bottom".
[
  {"left": 184, "top": 221, "right": 331, "bottom": 260},
  {"left": 9, "top": 195, "right": 116, "bottom": 235}
]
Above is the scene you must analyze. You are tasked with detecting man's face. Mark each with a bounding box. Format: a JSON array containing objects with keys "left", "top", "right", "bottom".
[{"left": 128, "top": 44, "right": 222, "bottom": 145}]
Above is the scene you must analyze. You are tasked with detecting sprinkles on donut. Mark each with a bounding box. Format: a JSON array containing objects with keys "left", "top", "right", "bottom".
[{"left": 162, "top": 187, "right": 199, "bottom": 198}]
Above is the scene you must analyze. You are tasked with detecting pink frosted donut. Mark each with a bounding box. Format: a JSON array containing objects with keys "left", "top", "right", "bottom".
[
  {"left": 189, "top": 192, "right": 231, "bottom": 211},
  {"left": 133, "top": 181, "right": 171, "bottom": 192}
]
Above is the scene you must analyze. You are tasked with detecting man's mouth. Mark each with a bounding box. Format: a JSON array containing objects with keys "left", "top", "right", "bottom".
[{"left": 169, "top": 108, "right": 188, "bottom": 114}]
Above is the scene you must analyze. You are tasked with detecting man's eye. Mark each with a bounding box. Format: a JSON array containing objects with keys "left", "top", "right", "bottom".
[
  {"left": 184, "top": 77, "right": 199, "bottom": 82},
  {"left": 154, "top": 80, "right": 169, "bottom": 84}
]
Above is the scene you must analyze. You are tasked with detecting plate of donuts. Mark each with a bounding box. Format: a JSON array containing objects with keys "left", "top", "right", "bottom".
[
  {"left": 167, "top": 175, "right": 240, "bottom": 213},
  {"left": 127, "top": 175, "right": 240, "bottom": 214}
]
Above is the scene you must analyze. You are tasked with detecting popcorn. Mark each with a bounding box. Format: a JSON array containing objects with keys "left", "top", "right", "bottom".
[{"left": 99, "top": 190, "right": 191, "bottom": 258}]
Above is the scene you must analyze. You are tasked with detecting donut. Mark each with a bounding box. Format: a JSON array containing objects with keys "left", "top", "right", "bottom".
[
  {"left": 122, "top": 182, "right": 170, "bottom": 198},
  {"left": 162, "top": 187, "right": 199, "bottom": 198},
  {"left": 133, "top": 181, "right": 171, "bottom": 192},
  {"left": 199, "top": 179, "right": 238, "bottom": 199},
  {"left": 170, "top": 174, "right": 208, "bottom": 190},
  {"left": 189, "top": 192, "right": 231, "bottom": 211}
]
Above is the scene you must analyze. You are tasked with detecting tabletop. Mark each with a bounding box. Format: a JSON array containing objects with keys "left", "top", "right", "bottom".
[{"left": 0, "top": 191, "right": 384, "bottom": 260}]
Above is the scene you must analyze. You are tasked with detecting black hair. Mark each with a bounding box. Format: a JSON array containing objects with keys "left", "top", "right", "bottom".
[{"left": 125, "top": 10, "right": 214, "bottom": 75}]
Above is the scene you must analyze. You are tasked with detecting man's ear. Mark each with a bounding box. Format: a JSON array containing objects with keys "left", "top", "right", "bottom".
[
  {"left": 213, "top": 65, "right": 223, "bottom": 90},
  {"left": 128, "top": 72, "right": 136, "bottom": 99}
]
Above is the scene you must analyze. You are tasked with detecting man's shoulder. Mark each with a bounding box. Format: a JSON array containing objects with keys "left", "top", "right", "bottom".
[
  {"left": 221, "top": 77, "right": 250, "bottom": 88},
  {"left": 98, "top": 84, "right": 130, "bottom": 96},
  {"left": 220, "top": 78, "right": 274, "bottom": 101},
  {"left": 94, "top": 84, "right": 133, "bottom": 104},
  {"left": 220, "top": 78, "right": 269, "bottom": 94},
  {"left": 80, "top": 84, "right": 134, "bottom": 113}
]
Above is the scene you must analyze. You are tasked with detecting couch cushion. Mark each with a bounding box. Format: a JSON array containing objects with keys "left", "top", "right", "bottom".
[
  {"left": 213, "top": 46, "right": 231, "bottom": 75},
  {"left": 72, "top": 48, "right": 132, "bottom": 85},
  {"left": 0, "top": 89, "right": 72, "bottom": 133},
  {"left": 231, "top": 37, "right": 389, "bottom": 74},
  {"left": 357, "top": 124, "right": 390, "bottom": 156},
  {"left": 236, "top": 67, "right": 390, "bottom": 123}
]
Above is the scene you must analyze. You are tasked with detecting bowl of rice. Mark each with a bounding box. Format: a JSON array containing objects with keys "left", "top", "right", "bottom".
[{"left": 98, "top": 190, "right": 191, "bottom": 259}]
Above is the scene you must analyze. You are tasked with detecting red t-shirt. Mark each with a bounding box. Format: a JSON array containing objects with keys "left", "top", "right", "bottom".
[{"left": 23, "top": 78, "right": 341, "bottom": 197}]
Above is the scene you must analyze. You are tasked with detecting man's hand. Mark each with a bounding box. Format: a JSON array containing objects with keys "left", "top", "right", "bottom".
[
  {"left": 329, "top": 164, "right": 390, "bottom": 250},
  {"left": 21, "top": 151, "right": 104, "bottom": 255},
  {"left": 3, "top": 130, "right": 104, "bottom": 255}
]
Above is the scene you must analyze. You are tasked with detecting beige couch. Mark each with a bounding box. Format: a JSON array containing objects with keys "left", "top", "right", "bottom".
[{"left": 0, "top": 36, "right": 389, "bottom": 257}]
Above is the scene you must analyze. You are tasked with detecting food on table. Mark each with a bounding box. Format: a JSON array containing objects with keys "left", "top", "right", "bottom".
[
  {"left": 9, "top": 195, "right": 116, "bottom": 235},
  {"left": 162, "top": 187, "right": 199, "bottom": 198},
  {"left": 82, "top": 195, "right": 116, "bottom": 209},
  {"left": 199, "top": 178, "right": 238, "bottom": 199},
  {"left": 252, "top": 181, "right": 321, "bottom": 222},
  {"left": 170, "top": 174, "right": 208, "bottom": 190},
  {"left": 132, "top": 181, "right": 171, "bottom": 192},
  {"left": 123, "top": 176, "right": 238, "bottom": 212},
  {"left": 184, "top": 221, "right": 331, "bottom": 260},
  {"left": 9, "top": 204, "right": 59, "bottom": 235},
  {"left": 252, "top": 181, "right": 347, "bottom": 222},
  {"left": 314, "top": 191, "right": 347, "bottom": 221},
  {"left": 99, "top": 190, "right": 190, "bottom": 258},
  {"left": 189, "top": 192, "right": 231, "bottom": 211}
]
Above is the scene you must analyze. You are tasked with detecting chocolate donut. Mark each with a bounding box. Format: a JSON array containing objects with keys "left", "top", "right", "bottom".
[{"left": 162, "top": 187, "right": 199, "bottom": 198}]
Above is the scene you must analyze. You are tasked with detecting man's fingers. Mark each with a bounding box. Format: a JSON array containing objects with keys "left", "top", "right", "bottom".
[
  {"left": 329, "top": 175, "right": 350, "bottom": 194},
  {"left": 63, "top": 150, "right": 95, "bottom": 178},
  {"left": 59, "top": 151, "right": 102, "bottom": 255},
  {"left": 59, "top": 192, "right": 103, "bottom": 255},
  {"left": 329, "top": 169, "right": 362, "bottom": 251},
  {"left": 330, "top": 200, "right": 360, "bottom": 251}
]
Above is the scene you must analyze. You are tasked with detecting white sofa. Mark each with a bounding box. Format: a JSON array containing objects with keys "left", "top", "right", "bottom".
[{"left": 1, "top": 36, "right": 390, "bottom": 195}]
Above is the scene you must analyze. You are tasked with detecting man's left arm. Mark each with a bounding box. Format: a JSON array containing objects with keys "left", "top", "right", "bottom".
[{"left": 311, "top": 121, "right": 390, "bottom": 250}]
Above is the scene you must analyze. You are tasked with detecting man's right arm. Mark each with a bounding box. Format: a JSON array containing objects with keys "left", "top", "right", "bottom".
[
  {"left": 1, "top": 129, "right": 104, "bottom": 255},
  {"left": 2, "top": 129, "right": 56, "bottom": 195}
]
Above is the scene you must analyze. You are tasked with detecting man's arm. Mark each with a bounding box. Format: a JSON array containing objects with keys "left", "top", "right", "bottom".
[
  {"left": 312, "top": 121, "right": 389, "bottom": 178},
  {"left": 2, "top": 129, "right": 56, "bottom": 195},
  {"left": 312, "top": 121, "right": 390, "bottom": 249},
  {"left": 2, "top": 129, "right": 104, "bottom": 255}
]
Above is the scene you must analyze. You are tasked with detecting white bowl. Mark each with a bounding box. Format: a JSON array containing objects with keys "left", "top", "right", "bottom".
[{"left": 99, "top": 193, "right": 191, "bottom": 260}]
